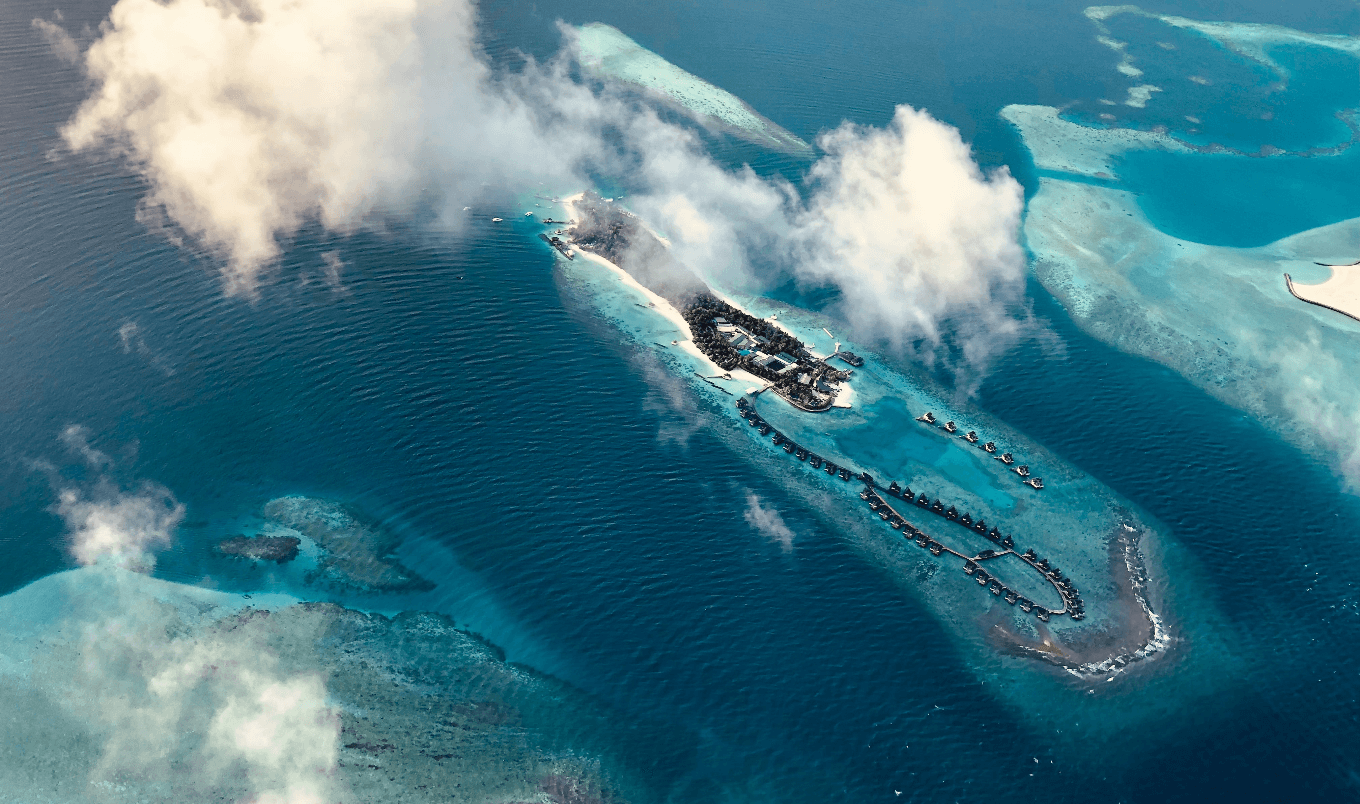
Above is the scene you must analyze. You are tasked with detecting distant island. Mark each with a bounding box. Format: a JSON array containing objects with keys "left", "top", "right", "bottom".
[{"left": 564, "top": 191, "right": 851, "bottom": 411}]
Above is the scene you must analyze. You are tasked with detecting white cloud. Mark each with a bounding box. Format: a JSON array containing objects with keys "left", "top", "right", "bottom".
[
  {"left": 743, "top": 490, "right": 795, "bottom": 551},
  {"left": 55, "top": 0, "right": 1030, "bottom": 371},
  {"left": 794, "top": 107, "right": 1027, "bottom": 367},
  {"left": 53, "top": 425, "right": 182, "bottom": 572},
  {"left": 32, "top": 16, "right": 80, "bottom": 64},
  {"left": 67, "top": 578, "right": 342, "bottom": 802}
]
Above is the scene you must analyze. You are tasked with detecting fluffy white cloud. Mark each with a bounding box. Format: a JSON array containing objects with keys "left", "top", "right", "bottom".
[
  {"left": 795, "top": 106, "right": 1027, "bottom": 366},
  {"left": 743, "top": 490, "right": 795, "bottom": 551},
  {"left": 54, "top": 425, "right": 183, "bottom": 572},
  {"left": 52, "top": 0, "right": 1029, "bottom": 367}
]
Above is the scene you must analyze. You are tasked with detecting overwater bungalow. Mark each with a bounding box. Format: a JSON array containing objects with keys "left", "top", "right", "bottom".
[
  {"left": 984, "top": 442, "right": 997, "bottom": 453},
  {"left": 1015, "top": 464, "right": 1030, "bottom": 477},
  {"left": 838, "top": 468, "right": 852, "bottom": 480},
  {"left": 824, "top": 462, "right": 838, "bottom": 474},
  {"left": 809, "top": 455, "right": 823, "bottom": 468},
  {"left": 1025, "top": 477, "right": 1044, "bottom": 490},
  {"left": 944, "top": 421, "right": 958, "bottom": 434},
  {"left": 990, "top": 583, "right": 1003, "bottom": 596},
  {"left": 902, "top": 487, "right": 913, "bottom": 499},
  {"left": 1005, "top": 591, "right": 1019, "bottom": 604},
  {"left": 783, "top": 442, "right": 796, "bottom": 453},
  {"left": 963, "top": 561, "right": 978, "bottom": 575},
  {"left": 974, "top": 519, "right": 987, "bottom": 533},
  {"left": 964, "top": 431, "right": 979, "bottom": 444},
  {"left": 888, "top": 481, "right": 902, "bottom": 496},
  {"left": 929, "top": 542, "right": 944, "bottom": 556},
  {"left": 1018, "top": 599, "right": 1034, "bottom": 612},
  {"left": 916, "top": 412, "right": 936, "bottom": 424},
  {"left": 916, "top": 495, "right": 930, "bottom": 508},
  {"left": 988, "top": 526, "right": 1002, "bottom": 541},
  {"left": 959, "top": 512, "right": 973, "bottom": 526},
  {"left": 945, "top": 505, "right": 959, "bottom": 519},
  {"left": 931, "top": 500, "right": 945, "bottom": 514},
  {"left": 1001, "top": 534, "right": 1014, "bottom": 549},
  {"left": 975, "top": 571, "right": 990, "bottom": 585},
  {"left": 998, "top": 453, "right": 1015, "bottom": 465}
]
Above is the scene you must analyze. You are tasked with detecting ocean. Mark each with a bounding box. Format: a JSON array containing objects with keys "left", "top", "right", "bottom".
[{"left": 2, "top": 0, "right": 1359, "bottom": 801}]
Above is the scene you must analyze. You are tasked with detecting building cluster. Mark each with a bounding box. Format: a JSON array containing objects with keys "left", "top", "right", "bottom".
[{"left": 684, "top": 296, "right": 848, "bottom": 411}]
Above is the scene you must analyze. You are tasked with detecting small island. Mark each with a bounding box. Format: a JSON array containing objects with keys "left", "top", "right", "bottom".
[
  {"left": 564, "top": 192, "right": 849, "bottom": 411},
  {"left": 683, "top": 296, "right": 850, "bottom": 411}
]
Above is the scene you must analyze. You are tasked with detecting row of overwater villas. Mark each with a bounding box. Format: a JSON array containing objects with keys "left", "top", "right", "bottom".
[
  {"left": 860, "top": 486, "right": 1086, "bottom": 621},
  {"left": 915, "top": 412, "right": 1044, "bottom": 490},
  {"left": 736, "top": 398, "right": 862, "bottom": 482}
]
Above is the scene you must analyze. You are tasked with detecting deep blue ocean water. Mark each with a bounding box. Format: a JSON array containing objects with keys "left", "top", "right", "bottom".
[{"left": 3, "top": 0, "right": 1360, "bottom": 802}]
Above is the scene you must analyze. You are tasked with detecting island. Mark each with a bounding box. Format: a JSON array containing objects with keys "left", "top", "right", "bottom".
[
  {"left": 565, "top": 191, "right": 850, "bottom": 412},
  {"left": 1286, "top": 262, "right": 1360, "bottom": 323}
]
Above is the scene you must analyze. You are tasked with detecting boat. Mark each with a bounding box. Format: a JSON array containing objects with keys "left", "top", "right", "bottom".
[
  {"left": 983, "top": 442, "right": 997, "bottom": 453},
  {"left": 1015, "top": 465, "right": 1030, "bottom": 477},
  {"left": 998, "top": 453, "right": 1015, "bottom": 465},
  {"left": 916, "top": 412, "right": 936, "bottom": 424},
  {"left": 491, "top": 217, "right": 503, "bottom": 222},
  {"left": 1024, "top": 477, "right": 1044, "bottom": 490},
  {"left": 943, "top": 421, "right": 958, "bottom": 434},
  {"left": 963, "top": 431, "right": 979, "bottom": 444}
]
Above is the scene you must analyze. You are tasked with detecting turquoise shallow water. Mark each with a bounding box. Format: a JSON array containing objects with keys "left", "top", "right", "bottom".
[{"left": 3, "top": 0, "right": 1360, "bottom": 801}]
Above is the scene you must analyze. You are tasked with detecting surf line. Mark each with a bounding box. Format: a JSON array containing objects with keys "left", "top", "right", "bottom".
[{"left": 735, "top": 396, "right": 1084, "bottom": 623}]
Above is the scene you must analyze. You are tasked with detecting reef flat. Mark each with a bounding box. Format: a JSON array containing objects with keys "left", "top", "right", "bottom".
[
  {"left": 1006, "top": 103, "right": 1360, "bottom": 483},
  {"left": 0, "top": 567, "right": 673, "bottom": 804},
  {"left": 572, "top": 23, "right": 812, "bottom": 155},
  {"left": 259, "top": 495, "right": 433, "bottom": 593}
]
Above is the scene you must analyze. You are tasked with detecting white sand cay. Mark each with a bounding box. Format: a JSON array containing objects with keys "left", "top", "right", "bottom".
[{"left": 1287, "top": 264, "right": 1360, "bottom": 323}]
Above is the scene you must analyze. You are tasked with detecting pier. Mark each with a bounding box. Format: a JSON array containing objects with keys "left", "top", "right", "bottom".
[{"left": 739, "top": 397, "right": 1085, "bottom": 622}]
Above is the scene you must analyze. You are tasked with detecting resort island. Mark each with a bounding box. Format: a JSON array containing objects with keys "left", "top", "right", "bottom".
[{"left": 564, "top": 191, "right": 852, "bottom": 412}]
